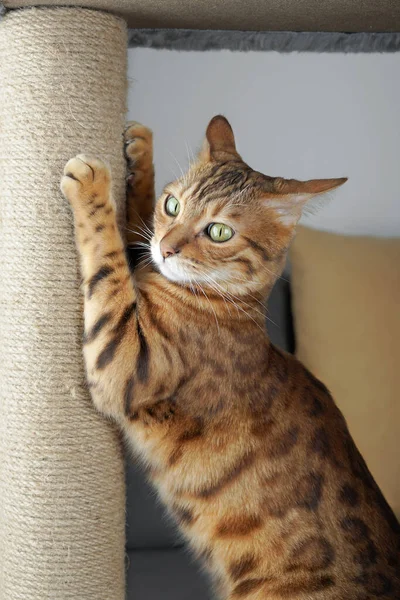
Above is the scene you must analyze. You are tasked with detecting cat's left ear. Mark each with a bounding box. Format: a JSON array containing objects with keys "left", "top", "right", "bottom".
[
  {"left": 265, "top": 176, "right": 347, "bottom": 227},
  {"left": 198, "top": 115, "right": 240, "bottom": 161}
]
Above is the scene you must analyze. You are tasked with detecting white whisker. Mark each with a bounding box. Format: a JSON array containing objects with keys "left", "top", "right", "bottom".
[
  {"left": 204, "top": 276, "right": 265, "bottom": 334},
  {"left": 128, "top": 240, "right": 150, "bottom": 247},
  {"left": 125, "top": 226, "right": 153, "bottom": 242},
  {"left": 191, "top": 266, "right": 265, "bottom": 333},
  {"left": 167, "top": 150, "right": 190, "bottom": 187},
  {"left": 262, "top": 264, "right": 290, "bottom": 284},
  {"left": 184, "top": 139, "right": 195, "bottom": 166},
  {"left": 196, "top": 281, "right": 220, "bottom": 333},
  {"left": 137, "top": 257, "right": 154, "bottom": 270}
]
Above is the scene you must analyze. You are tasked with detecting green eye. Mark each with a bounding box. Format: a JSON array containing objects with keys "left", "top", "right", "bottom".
[
  {"left": 165, "top": 195, "right": 180, "bottom": 217},
  {"left": 207, "top": 223, "right": 234, "bottom": 242}
]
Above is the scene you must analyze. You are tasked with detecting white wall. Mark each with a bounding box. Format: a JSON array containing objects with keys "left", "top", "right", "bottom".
[{"left": 127, "top": 48, "right": 400, "bottom": 237}]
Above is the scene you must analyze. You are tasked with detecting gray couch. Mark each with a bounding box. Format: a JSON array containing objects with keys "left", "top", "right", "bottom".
[{"left": 124, "top": 272, "right": 294, "bottom": 599}]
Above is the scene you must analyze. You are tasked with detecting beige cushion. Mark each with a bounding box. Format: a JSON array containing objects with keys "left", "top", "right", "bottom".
[{"left": 290, "top": 226, "right": 400, "bottom": 517}]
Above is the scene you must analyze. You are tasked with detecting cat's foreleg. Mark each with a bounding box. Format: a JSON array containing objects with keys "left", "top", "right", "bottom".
[
  {"left": 125, "top": 122, "right": 155, "bottom": 248},
  {"left": 61, "top": 155, "right": 138, "bottom": 419}
]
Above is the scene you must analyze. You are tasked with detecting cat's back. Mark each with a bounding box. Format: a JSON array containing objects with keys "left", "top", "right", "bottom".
[{"left": 266, "top": 346, "right": 400, "bottom": 597}]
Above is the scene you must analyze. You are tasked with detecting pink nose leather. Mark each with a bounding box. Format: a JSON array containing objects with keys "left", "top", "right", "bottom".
[
  {"left": 160, "top": 226, "right": 188, "bottom": 259},
  {"left": 160, "top": 240, "right": 180, "bottom": 259}
]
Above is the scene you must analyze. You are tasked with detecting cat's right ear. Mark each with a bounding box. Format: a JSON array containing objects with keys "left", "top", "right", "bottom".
[
  {"left": 198, "top": 115, "right": 239, "bottom": 162},
  {"left": 197, "top": 137, "right": 212, "bottom": 163},
  {"left": 264, "top": 176, "right": 347, "bottom": 228}
]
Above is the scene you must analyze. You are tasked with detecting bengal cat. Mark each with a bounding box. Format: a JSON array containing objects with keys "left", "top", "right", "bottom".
[{"left": 61, "top": 116, "right": 400, "bottom": 599}]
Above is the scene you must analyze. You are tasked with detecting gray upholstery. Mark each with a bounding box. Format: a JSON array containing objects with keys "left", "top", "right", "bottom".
[
  {"left": 126, "top": 460, "right": 179, "bottom": 550},
  {"left": 125, "top": 276, "right": 293, "bottom": 598},
  {"left": 127, "top": 549, "right": 212, "bottom": 599}
]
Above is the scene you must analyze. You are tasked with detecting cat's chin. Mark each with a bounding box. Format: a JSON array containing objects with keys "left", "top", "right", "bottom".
[
  {"left": 151, "top": 243, "right": 192, "bottom": 284},
  {"left": 158, "top": 261, "right": 192, "bottom": 284}
]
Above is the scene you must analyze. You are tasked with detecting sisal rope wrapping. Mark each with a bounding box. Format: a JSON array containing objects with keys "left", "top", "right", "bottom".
[{"left": 0, "top": 8, "right": 127, "bottom": 599}]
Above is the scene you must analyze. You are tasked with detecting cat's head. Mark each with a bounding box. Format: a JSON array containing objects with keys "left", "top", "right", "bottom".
[{"left": 151, "top": 116, "right": 346, "bottom": 296}]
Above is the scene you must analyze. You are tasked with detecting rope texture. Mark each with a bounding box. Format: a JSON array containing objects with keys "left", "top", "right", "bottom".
[{"left": 0, "top": 8, "right": 127, "bottom": 599}]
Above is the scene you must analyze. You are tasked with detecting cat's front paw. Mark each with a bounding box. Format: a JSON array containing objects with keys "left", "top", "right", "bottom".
[
  {"left": 61, "top": 155, "right": 111, "bottom": 208},
  {"left": 124, "top": 122, "right": 153, "bottom": 183}
]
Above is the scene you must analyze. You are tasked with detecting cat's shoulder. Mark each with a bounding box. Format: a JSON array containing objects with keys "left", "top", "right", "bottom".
[{"left": 270, "top": 344, "right": 331, "bottom": 397}]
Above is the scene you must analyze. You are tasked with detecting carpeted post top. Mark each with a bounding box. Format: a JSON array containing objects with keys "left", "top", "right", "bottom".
[{"left": 2, "top": 0, "right": 400, "bottom": 32}]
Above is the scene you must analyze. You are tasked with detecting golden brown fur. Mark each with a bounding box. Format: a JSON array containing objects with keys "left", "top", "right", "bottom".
[{"left": 61, "top": 116, "right": 400, "bottom": 599}]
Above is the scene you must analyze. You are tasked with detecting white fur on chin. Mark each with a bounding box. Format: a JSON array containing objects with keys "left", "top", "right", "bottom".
[{"left": 151, "top": 243, "right": 192, "bottom": 284}]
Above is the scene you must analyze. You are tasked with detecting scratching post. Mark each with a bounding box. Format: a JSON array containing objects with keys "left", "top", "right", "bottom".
[{"left": 0, "top": 8, "right": 127, "bottom": 600}]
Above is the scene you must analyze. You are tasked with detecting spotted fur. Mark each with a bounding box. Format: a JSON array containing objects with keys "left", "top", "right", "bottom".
[{"left": 61, "top": 117, "right": 399, "bottom": 599}]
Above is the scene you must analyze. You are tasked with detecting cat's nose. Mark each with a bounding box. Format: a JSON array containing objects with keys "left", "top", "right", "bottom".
[{"left": 160, "top": 240, "right": 180, "bottom": 259}]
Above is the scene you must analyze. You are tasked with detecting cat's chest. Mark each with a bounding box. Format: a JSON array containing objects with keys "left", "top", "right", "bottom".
[
  {"left": 125, "top": 362, "right": 265, "bottom": 478},
  {"left": 126, "top": 328, "right": 270, "bottom": 469},
  {"left": 178, "top": 331, "right": 269, "bottom": 388}
]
